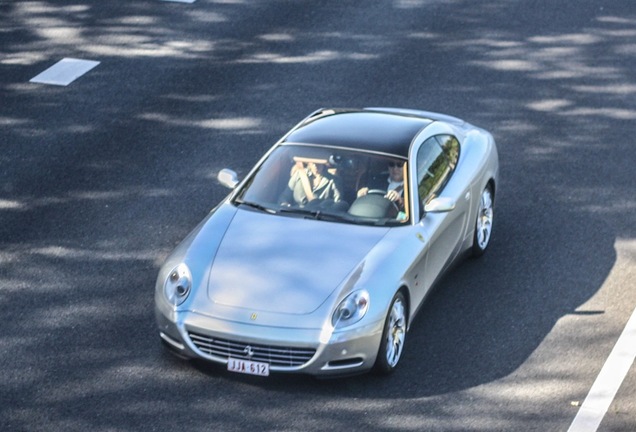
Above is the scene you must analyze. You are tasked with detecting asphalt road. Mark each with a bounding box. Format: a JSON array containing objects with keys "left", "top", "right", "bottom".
[{"left": 1, "top": 1, "right": 635, "bottom": 431}]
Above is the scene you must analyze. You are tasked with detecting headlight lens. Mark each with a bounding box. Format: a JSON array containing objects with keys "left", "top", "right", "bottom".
[
  {"left": 164, "top": 263, "right": 192, "bottom": 307},
  {"left": 332, "top": 290, "right": 369, "bottom": 329}
]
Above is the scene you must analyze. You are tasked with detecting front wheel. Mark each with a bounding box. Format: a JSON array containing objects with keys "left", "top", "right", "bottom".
[
  {"left": 374, "top": 292, "right": 407, "bottom": 374},
  {"left": 472, "top": 184, "right": 494, "bottom": 257}
]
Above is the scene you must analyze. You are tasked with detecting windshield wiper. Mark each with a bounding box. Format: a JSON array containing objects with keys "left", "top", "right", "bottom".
[
  {"left": 235, "top": 199, "right": 277, "bottom": 214},
  {"left": 279, "top": 207, "right": 354, "bottom": 223},
  {"left": 279, "top": 207, "right": 321, "bottom": 219}
]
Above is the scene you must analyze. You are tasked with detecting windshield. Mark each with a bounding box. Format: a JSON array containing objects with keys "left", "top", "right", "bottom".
[{"left": 234, "top": 144, "right": 410, "bottom": 225}]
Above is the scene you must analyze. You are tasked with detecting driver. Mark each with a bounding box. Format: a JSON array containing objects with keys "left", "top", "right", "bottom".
[
  {"left": 357, "top": 160, "right": 405, "bottom": 208},
  {"left": 280, "top": 161, "right": 342, "bottom": 207}
]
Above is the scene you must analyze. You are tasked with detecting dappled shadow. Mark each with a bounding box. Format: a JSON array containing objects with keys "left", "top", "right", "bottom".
[{"left": 1, "top": 0, "right": 635, "bottom": 431}]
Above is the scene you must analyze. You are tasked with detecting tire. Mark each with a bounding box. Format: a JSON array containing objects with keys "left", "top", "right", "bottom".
[
  {"left": 472, "top": 184, "right": 494, "bottom": 257},
  {"left": 374, "top": 291, "right": 407, "bottom": 374}
]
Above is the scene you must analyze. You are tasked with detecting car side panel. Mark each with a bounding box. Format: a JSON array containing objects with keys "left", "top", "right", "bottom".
[
  {"left": 460, "top": 128, "right": 499, "bottom": 250},
  {"left": 420, "top": 179, "right": 471, "bottom": 289}
]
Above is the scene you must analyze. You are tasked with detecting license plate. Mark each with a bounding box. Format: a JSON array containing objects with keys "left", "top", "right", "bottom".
[{"left": 227, "top": 358, "right": 270, "bottom": 377}]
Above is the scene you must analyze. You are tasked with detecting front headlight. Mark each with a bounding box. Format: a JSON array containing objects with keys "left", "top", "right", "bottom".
[
  {"left": 332, "top": 290, "right": 369, "bottom": 329},
  {"left": 164, "top": 263, "right": 192, "bottom": 307}
]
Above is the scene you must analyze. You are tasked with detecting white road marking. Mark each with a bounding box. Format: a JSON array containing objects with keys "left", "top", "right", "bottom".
[
  {"left": 160, "top": 0, "right": 196, "bottom": 3},
  {"left": 30, "top": 58, "right": 100, "bottom": 86},
  {"left": 567, "top": 306, "right": 636, "bottom": 432}
]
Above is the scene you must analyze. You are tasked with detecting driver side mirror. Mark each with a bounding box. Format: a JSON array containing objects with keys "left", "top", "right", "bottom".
[
  {"left": 217, "top": 168, "right": 239, "bottom": 189},
  {"left": 423, "top": 197, "right": 456, "bottom": 213}
]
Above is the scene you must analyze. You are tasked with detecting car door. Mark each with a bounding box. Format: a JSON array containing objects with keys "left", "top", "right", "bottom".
[{"left": 414, "top": 135, "right": 468, "bottom": 290}]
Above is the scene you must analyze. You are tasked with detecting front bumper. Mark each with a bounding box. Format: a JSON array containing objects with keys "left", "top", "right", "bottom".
[{"left": 156, "top": 307, "right": 385, "bottom": 376}]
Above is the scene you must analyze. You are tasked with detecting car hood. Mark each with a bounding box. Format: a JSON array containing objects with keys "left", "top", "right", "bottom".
[{"left": 207, "top": 208, "right": 389, "bottom": 315}]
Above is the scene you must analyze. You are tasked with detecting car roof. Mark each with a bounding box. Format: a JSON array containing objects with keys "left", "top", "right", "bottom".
[{"left": 282, "top": 109, "right": 434, "bottom": 157}]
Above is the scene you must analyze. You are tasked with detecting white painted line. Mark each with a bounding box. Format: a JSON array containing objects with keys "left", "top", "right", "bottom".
[
  {"left": 30, "top": 58, "right": 100, "bottom": 86},
  {"left": 568, "top": 306, "right": 636, "bottom": 432},
  {"left": 161, "top": 0, "right": 196, "bottom": 3}
]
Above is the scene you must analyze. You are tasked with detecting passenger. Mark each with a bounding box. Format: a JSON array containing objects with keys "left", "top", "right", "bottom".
[
  {"left": 357, "top": 160, "right": 405, "bottom": 208},
  {"left": 280, "top": 161, "right": 342, "bottom": 207}
]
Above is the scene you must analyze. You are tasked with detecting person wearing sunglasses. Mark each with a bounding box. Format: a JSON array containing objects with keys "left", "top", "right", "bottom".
[{"left": 357, "top": 159, "right": 405, "bottom": 208}]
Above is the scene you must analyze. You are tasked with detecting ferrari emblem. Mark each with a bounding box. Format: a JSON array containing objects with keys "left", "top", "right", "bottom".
[
  {"left": 244, "top": 345, "right": 255, "bottom": 358},
  {"left": 250, "top": 313, "right": 258, "bottom": 321}
]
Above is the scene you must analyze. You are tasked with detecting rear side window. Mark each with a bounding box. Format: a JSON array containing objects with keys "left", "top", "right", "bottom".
[{"left": 416, "top": 135, "right": 460, "bottom": 203}]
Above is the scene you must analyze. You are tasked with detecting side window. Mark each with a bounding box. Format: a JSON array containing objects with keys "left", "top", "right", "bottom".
[
  {"left": 416, "top": 135, "right": 459, "bottom": 204},
  {"left": 436, "top": 135, "right": 460, "bottom": 169}
]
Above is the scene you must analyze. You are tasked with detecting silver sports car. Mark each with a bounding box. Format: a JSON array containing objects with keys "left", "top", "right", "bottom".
[{"left": 155, "top": 108, "right": 499, "bottom": 377}]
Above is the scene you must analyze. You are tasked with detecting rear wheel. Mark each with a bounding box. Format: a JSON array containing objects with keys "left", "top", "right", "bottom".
[
  {"left": 472, "top": 184, "right": 494, "bottom": 257},
  {"left": 374, "top": 292, "right": 407, "bottom": 374}
]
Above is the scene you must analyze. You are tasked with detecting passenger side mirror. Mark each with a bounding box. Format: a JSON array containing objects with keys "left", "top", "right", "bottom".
[
  {"left": 217, "top": 168, "right": 239, "bottom": 189},
  {"left": 424, "top": 197, "right": 456, "bottom": 213}
]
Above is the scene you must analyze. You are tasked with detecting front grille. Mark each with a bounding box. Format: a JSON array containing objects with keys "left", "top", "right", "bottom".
[{"left": 188, "top": 331, "right": 316, "bottom": 367}]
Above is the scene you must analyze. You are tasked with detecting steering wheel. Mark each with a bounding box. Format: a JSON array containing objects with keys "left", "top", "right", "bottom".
[{"left": 366, "top": 189, "right": 400, "bottom": 214}]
